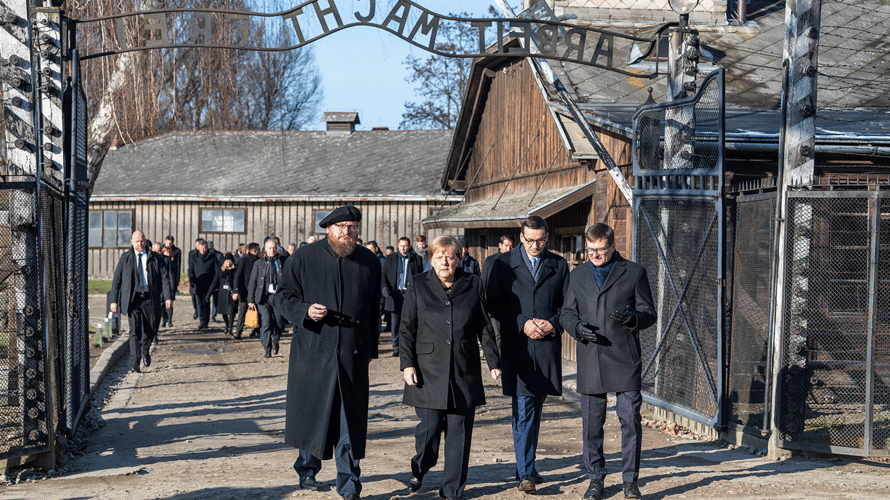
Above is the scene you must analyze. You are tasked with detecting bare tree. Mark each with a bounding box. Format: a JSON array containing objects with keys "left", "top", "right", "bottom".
[{"left": 65, "top": 0, "right": 323, "bottom": 193}]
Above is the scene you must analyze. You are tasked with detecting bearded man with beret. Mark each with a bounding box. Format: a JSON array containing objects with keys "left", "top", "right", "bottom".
[{"left": 273, "top": 205, "right": 382, "bottom": 500}]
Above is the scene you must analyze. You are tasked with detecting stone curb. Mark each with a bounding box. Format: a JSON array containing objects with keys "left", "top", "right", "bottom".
[{"left": 88, "top": 332, "right": 130, "bottom": 397}]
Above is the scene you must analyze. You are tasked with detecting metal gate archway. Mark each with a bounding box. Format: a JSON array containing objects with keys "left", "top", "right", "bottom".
[{"left": 631, "top": 69, "right": 725, "bottom": 426}]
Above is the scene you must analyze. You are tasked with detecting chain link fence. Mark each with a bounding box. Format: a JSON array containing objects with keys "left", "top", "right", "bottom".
[
  {"left": 779, "top": 192, "right": 890, "bottom": 455},
  {"left": 725, "top": 193, "right": 776, "bottom": 432}
]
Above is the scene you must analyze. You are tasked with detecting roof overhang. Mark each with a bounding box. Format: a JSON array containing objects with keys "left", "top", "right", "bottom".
[
  {"left": 90, "top": 194, "right": 454, "bottom": 203},
  {"left": 422, "top": 180, "right": 596, "bottom": 229}
]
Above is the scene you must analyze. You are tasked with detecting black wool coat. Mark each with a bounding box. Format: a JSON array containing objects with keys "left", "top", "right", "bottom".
[
  {"left": 560, "top": 252, "right": 657, "bottom": 394},
  {"left": 487, "top": 247, "right": 569, "bottom": 397},
  {"left": 247, "top": 254, "right": 286, "bottom": 306},
  {"left": 188, "top": 250, "right": 219, "bottom": 302},
  {"left": 272, "top": 239, "right": 382, "bottom": 460},
  {"left": 167, "top": 245, "right": 182, "bottom": 289},
  {"left": 382, "top": 250, "right": 424, "bottom": 312},
  {"left": 216, "top": 268, "right": 236, "bottom": 316},
  {"left": 234, "top": 252, "right": 258, "bottom": 300},
  {"left": 399, "top": 269, "right": 500, "bottom": 410},
  {"left": 110, "top": 249, "right": 173, "bottom": 322}
]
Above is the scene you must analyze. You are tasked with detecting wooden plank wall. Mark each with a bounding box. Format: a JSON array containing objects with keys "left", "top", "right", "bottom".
[
  {"left": 88, "top": 199, "right": 456, "bottom": 279},
  {"left": 464, "top": 59, "right": 595, "bottom": 202}
]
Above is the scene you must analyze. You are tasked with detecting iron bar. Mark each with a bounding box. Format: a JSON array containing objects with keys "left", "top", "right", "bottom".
[
  {"left": 528, "top": 144, "right": 564, "bottom": 207},
  {"left": 493, "top": 128, "right": 540, "bottom": 211}
]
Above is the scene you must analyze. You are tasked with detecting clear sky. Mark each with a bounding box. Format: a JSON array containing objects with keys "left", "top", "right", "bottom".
[{"left": 302, "top": 1, "right": 523, "bottom": 131}]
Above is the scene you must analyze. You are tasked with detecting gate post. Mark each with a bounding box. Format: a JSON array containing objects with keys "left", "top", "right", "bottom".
[
  {"left": 769, "top": 0, "right": 823, "bottom": 458},
  {"left": 0, "top": 0, "right": 52, "bottom": 467}
]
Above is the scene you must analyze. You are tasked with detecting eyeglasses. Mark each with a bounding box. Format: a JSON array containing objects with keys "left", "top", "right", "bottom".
[
  {"left": 523, "top": 237, "right": 547, "bottom": 246},
  {"left": 332, "top": 222, "right": 359, "bottom": 232},
  {"left": 586, "top": 244, "right": 613, "bottom": 255}
]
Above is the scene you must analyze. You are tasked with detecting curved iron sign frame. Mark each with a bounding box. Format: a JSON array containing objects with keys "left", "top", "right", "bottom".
[{"left": 77, "top": 0, "right": 663, "bottom": 78}]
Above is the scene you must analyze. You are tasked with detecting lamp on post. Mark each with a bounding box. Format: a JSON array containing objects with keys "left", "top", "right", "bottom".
[{"left": 668, "top": 0, "right": 699, "bottom": 29}]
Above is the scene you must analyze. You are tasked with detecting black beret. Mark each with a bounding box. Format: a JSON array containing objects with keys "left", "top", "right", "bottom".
[
  {"left": 319, "top": 205, "right": 362, "bottom": 228},
  {"left": 224, "top": 253, "right": 234, "bottom": 261}
]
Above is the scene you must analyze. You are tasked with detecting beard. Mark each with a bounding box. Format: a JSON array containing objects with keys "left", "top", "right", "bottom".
[{"left": 329, "top": 236, "right": 357, "bottom": 257}]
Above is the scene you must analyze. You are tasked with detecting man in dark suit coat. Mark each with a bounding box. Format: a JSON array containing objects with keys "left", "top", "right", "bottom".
[
  {"left": 232, "top": 242, "right": 260, "bottom": 339},
  {"left": 110, "top": 231, "right": 173, "bottom": 372},
  {"left": 560, "top": 223, "right": 656, "bottom": 500},
  {"left": 487, "top": 216, "right": 569, "bottom": 494},
  {"left": 188, "top": 239, "right": 219, "bottom": 329},
  {"left": 248, "top": 239, "right": 287, "bottom": 357},
  {"left": 482, "top": 235, "right": 515, "bottom": 294},
  {"left": 273, "top": 205, "right": 381, "bottom": 500},
  {"left": 382, "top": 237, "right": 424, "bottom": 357}
]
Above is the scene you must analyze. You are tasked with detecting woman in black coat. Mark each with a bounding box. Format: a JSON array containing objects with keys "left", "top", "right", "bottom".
[
  {"left": 399, "top": 235, "right": 501, "bottom": 500},
  {"left": 217, "top": 253, "right": 237, "bottom": 336}
]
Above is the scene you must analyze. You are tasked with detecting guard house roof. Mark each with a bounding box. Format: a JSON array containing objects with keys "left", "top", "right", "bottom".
[
  {"left": 92, "top": 129, "right": 452, "bottom": 199},
  {"left": 541, "top": 0, "right": 890, "bottom": 138}
]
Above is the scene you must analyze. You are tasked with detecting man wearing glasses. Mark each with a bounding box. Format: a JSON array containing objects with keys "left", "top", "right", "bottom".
[
  {"left": 274, "top": 205, "right": 382, "bottom": 500},
  {"left": 560, "top": 223, "right": 656, "bottom": 500},
  {"left": 487, "top": 216, "right": 569, "bottom": 495}
]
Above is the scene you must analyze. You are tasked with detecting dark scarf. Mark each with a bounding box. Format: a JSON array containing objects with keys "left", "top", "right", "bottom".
[{"left": 589, "top": 257, "right": 615, "bottom": 289}]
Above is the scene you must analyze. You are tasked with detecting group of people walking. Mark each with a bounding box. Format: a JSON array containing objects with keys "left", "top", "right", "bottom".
[{"left": 109, "top": 205, "right": 656, "bottom": 500}]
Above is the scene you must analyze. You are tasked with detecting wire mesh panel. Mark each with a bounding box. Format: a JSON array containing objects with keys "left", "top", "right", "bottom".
[
  {"left": 728, "top": 194, "right": 776, "bottom": 431},
  {"left": 39, "top": 187, "right": 64, "bottom": 440},
  {"left": 632, "top": 68, "right": 725, "bottom": 426},
  {"left": 636, "top": 198, "right": 722, "bottom": 420},
  {"left": 0, "top": 186, "right": 51, "bottom": 459},
  {"left": 64, "top": 50, "right": 91, "bottom": 435},
  {"left": 780, "top": 196, "right": 872, "bottom": 451},
  {"left": 875, "top": 198, "right": 890, "bottom": 451},
  {"left": 635, "top": 71, "right": 723, "bottom": 174}
]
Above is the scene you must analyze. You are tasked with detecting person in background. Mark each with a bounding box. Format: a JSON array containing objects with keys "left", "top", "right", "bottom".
[
  {"left": 188, "top": 238, "right": 201, "bottom": 320},
  {"left": 110, "top": 231, "right": 172, "bottom": 372},
  {"left": 365, "top": 241, "right": 386, "bottom": 344},
  {"left": 287, "top": 243, "right": 297, "bottom": 255},
  {"left": 188, "top": 239, "right": 219, "bottom": 330},
  {"left": 385, "top": 245, "right": 394, "bottom": 256},
  {"left": 382, "top": 237, "right": 424, "bottom": 357},
  {"left": 458, "top": 237, "right": 480, "bottom": 276},
  {"left": 560, "top": 223, "right": 657, "bottom": 500},
  {"left": 482, "top": 235, "right": 515, "bottom": 293},
  {"left": 399, "top": 235, "right": 501, "bottom": 500},
  {"left": 163, "top": 235, "right": 182, "bottom": 297},
  {"left": 415, "top": 234, "right": 429, "bottom": 271},
  {"left": 233, "top": 242, "right": 260, "bottom": 340},
  {"left": 207, "top": 241, "right": 224, "bottom": 322},
  {"left": 160, "top": 244, "right": 177, "bottom": 329},
  {"left": 217, "top": 253, "right": 238, "bottom": 336},
  {"left": 248, "top": 239, "right": 287, "bottom": 357}
]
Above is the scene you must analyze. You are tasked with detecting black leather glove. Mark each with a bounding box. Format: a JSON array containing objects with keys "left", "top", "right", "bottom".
[
  {"left": 575, "top": 322, "right": 599, "bottom": 342},
  {"left": 611, "top": 305, "right": 637, "bottom": 327}
]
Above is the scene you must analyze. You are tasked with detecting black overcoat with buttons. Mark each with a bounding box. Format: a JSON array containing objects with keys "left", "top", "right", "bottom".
[
  {"left": 273, "top": 238, "right": 382, "bottom": 460},
  {"left": 560, "top": 252, "right": 657, "bottom": 394},
  {"left": 399, "top": 268, "right": 500, "bottom": 410},
  {"left": 487, "top": 247, "right": 569, "bottom": 397}
]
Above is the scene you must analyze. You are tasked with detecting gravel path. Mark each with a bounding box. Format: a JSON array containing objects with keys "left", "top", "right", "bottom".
[{"left": 1, "top": 305, "right": 888, "bottom": 499}]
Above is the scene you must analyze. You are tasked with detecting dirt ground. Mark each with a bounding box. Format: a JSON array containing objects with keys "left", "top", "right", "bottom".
[{"left": 2, "top": 304, "right": 889, "bottom": 499}]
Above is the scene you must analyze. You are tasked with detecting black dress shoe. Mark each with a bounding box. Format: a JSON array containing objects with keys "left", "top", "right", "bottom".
[
  {"left": 342, "top": 494, "right": 360, "bottom": 500},
  {"left": 129, "top": 366, "right": 141, "bottom": 374},
  {"left": 518, "top": 475, "right": 536, "bottom": 494},
  {"left": 408, "top": 475, "right": 423, "bottom": 492},
  {"left": 438, "top": 489, "right": 463, "bottom": 500},
  {"left": 193, "top": 313, "right": 198, "bottom": 320},
  {"left": 273, "top": 343, "right": 279, "bottom": 355},
  {"left": 583, "top": 479, "right": 604, "bottom": 500},
  {"left": 143, "top": 352, "right": 151, "bottom": 367},
  {"left": 515, "top": 471, "right": 544, "bottom": 484},
  {"left": 623, "top": 481, "right": 642, "bottom": 499},
  {"left": 299, "top": 475, "right": 318, "bottom": 491},
  {"left": 264, "top": 353, "right": 272, "bottom": 358}
]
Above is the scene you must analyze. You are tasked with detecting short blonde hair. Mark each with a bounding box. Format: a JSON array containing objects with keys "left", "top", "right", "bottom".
[{"left": 429, "top": 235, "right": 462, "bottom": 260}]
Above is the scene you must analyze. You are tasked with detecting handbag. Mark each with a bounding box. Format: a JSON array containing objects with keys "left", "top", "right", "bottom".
[{"left": 244, "top": 308, "right": 260, "bottom": 329}]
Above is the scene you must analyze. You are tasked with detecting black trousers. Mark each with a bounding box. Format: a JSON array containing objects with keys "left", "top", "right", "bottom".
[
  {"left": 258, "top": 302, "right": 282, "bottom": 354},
  {"left": 412, "top": 406, "right": 475, "bottom": 499},
  {"left": 127, "top": 294, "right": 156, "bottom": 369},
  {"left": 581, "top": 391, "right": 643, "bottom": 483},
  {"left": 233, "top": 300, "right": 255, "bottom": 338},
  {"left": 293, "top": 396, "right": 361, "bottom": 497}
]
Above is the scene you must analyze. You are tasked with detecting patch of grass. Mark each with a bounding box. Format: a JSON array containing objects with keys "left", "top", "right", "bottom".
[{"left": 88, "top": 280, "right": 112, "bottom": 296}]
